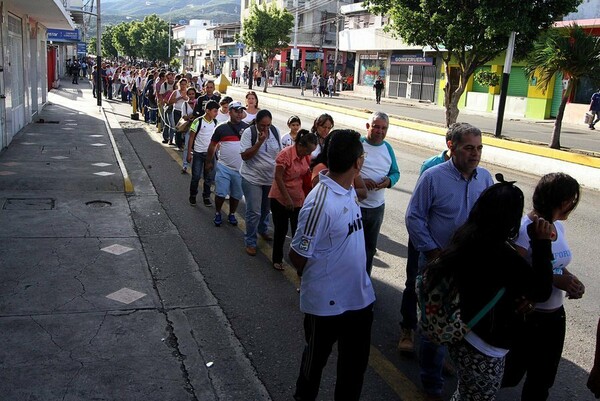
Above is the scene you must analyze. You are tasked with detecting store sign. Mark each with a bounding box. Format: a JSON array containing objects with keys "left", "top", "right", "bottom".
[
  {"left": 290, "top": 48, "right": 299, "bottom": 61},
  {"left": 77, "top": 43, "right": 87, "bottom": 55},
  {"left": 391, "top": 54, "right": 433, "bottom": 65},
  {"left": 359, "top": 54, "right": 387, "bottom": 60},
  {"left": 47, "top": 29, "right": 80, "bottom": 42},
  {"left": 305, "top": 52, "right": 324, "bottom": 60}
]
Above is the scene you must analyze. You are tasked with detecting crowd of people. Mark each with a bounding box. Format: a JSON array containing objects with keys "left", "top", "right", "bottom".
[{"left": 82, "top": 62, "right": 598, "bottom": 401}]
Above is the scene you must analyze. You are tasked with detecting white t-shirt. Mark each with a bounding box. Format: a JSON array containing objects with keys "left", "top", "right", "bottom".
[
  {"left": 190, "top": 117, "right": 217, "bottom": 153},
  {"left": 216, "top": 109, "right": 229, "bottom": 124},
  {"left": 239, "top": 126, "right": 281, "bottom": 186},
  {"left": 515, "top": 215, "right": 572, "bottom": 310},
  {"left": 242, "top": 110, "right": 257, "bottom": 124},
  {"left": 170, "top": 89, "right": 186, "bottom": 110},
  {"left": 359, "top": 140, "right": 393, "bottom": 209},
  {"left": 280, "top": 132, "right": 295, "bottom": 148},
  {"left": 291, "top": 172, "right": 376, "bottom": 316}
]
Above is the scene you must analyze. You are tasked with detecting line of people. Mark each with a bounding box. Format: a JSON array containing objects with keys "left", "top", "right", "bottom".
[{"left": 132, "top": 76, "right": 596, "bottom": 400}]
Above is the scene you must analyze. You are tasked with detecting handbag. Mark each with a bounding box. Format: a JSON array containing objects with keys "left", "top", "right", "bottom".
[
  {"left": 175, "top": 117, "right": 192, "bottom": 133},
  {"left": 417, "top": 266, "right": 505, "bottom": 346}
]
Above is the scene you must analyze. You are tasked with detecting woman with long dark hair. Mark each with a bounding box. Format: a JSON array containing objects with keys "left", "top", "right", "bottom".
[{"left": 428, "top": 179, "right": 554, "bottom": 400}]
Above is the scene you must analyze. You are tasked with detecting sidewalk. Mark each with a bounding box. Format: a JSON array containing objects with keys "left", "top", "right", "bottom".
[
  {"left": 0, "top": 78, "right": 269, "bottom": 400},
  {"left": 229, "top": 82, "right": 600, "bottom": 156}
]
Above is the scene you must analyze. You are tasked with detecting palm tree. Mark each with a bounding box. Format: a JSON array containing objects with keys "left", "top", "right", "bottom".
[{"left": 526, "top": 24, "right": 600, "bottom": 149}]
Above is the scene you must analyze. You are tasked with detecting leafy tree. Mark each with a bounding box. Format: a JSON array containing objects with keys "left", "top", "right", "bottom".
[
  {"left": 526, "top": 24, "right": 600, "bottom": 149},
  {"left": 241, "top": 2, "right": 294, "bottom": 92},
  {"left": 100, "top": 25, "right": 118, "bottom": 59},
  {"left": 366, "top": 0, "right": 582, "bottom": 126},
  {"left": 138, "top": 14, "right": 183, "bottom": 63},
  {"left": 111, "top": 22, "right": 141, "bottom": 62}
]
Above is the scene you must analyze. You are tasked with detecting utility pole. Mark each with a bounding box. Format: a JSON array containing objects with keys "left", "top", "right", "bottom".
[
  {"left": 494, "top": 31, "right": 516, "bottom": 138},
  {"left": 96, "top": 0, "right": 102, "bottom": 108},
  {"left": 333, "top": 0, "right": 340, "bottom": 91},
  {"left": 249, "top": 52, "right": 253, "bottom": 90},
  {"left": 292, "top": 1, "right": 299, "bottom": 85}
]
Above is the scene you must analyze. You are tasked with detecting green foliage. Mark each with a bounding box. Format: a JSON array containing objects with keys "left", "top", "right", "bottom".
[
  {"left": 241, "top": 2, "right": 294, "bottom": 64},
  {"left": 526, "top": 24, "right": 600, "bottom": 148},
  {"left": 366, "top": 0, "right": 582, "bottom": 125},
  {"left": 474, "top": 70, "right": 500, "bottom": 87},
  {"left": 101, "top": 25, "right": 119, "bottom": 58},
  {"left": 170, "top": 58, "right": 182, "bottom": 71},
  {"left": 526, "top": 24, "right": 600, "bottom": 91},
  {"left": 98, "top": 14, "right": 184, "bottom": 62}
]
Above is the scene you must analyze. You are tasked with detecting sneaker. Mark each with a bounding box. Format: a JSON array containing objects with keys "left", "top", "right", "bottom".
[
  {"left": 162, "top": 140, "right": 169, "bottom": 144},
  {"left": 189, "top": 196, "right": 197, "bottom": 206},
  {"left": 203, "top": 197, "right": 212, "bottom": 207},
  {"left": 397, "top": 328, "right": 415, "bottom": 353},
  {"left": 214, "top": 213, "right": 222, "bottom": 227},
  {"left": 228, "top": 213, "right": 238, "bottom": 226},
  {"left": 245, "top": 246, "right": 257, "bottom": 256}
]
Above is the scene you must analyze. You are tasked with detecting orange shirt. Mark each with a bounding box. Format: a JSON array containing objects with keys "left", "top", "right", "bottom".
[{"left": 269, "top": 145, "right": 311, "bottom": 207}]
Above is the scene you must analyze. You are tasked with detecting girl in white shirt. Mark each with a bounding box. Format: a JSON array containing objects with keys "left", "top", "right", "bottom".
[
  {"left": 503, "top": 172, "right": 584, "bottom": 400},
  {"left": 242, "top": 91, "right": 260, "bottom": 124}
]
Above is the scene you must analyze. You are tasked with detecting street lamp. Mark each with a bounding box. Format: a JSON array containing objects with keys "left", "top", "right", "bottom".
[{"left": 168, "top": 6, "right": 176, "bottom": 62}]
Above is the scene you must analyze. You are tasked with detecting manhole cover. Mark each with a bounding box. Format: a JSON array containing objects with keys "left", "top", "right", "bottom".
[
  {"left": 85, "top": 200, "right": 112, "bottom": 208},
  {"left": 3, "top": 198, "right": 55, "bottom": 210}
]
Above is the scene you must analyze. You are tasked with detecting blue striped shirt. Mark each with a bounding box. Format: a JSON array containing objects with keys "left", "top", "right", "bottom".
[{"left": 406, "top": 158, "right": 494, "bottom": 252}]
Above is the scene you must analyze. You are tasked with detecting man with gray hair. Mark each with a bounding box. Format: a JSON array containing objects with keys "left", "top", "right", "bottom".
[
  {"left": 359, "top": 111, "right": 400, "bottom": 276},
  {"left": 405, "top": 122, "right": 494, "bottom": 400}
]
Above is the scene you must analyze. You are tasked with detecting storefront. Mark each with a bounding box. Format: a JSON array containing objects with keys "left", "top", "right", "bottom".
[{"left": 388, "top": 53, "right": 437, "bottom": 102}]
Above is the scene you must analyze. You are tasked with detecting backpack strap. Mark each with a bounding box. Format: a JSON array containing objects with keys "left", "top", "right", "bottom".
[
  {"left": 466, "top": 287, "right": 506, "bottom": 329},
  {"left": 250, "top": 125, "right": 281, "bottom": 148}
]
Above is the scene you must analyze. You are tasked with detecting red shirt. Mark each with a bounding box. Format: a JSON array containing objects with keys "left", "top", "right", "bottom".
[{"left": 268, "top": 145, "right": 311, "bottom": 207}]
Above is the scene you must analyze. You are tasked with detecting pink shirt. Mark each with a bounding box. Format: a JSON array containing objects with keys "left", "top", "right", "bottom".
[{"left": 269, "top": 145, "right": 310, "bottom": 207}]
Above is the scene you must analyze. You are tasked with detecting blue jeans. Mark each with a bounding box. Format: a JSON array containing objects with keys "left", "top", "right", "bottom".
[
  {"left": 162, "top": 108, "right": 174, "bottom": 142},
  {"left": 189, "top": 151, "right": 215, "bottom": 199},
  {"left": 360, "top": 204, "right": 385, "bottom": 276},
  {"left": 418, "top": 252, "right": 447, "bottom": 397},
  {"left": 182, "top": 132, "right": 190, "bottom": 170},
  {"left": 241, "top": 177, "right": 271, "bottom": 248}
]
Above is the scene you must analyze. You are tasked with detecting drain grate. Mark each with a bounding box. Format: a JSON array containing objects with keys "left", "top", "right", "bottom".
[
  {"left": 36, "top": 119, "right": 60, "bottom": 124},
  {"left": 3, "top": 198, "right": 55, "bottom": 210},
  {"left": 85, "top": 200, "right": 112, "bottom": 208}
]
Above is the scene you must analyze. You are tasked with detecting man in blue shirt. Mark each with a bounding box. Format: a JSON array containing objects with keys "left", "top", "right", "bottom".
[
  {"left": 405, "top": 122, "right": 494, "bottom": 400},
  {"left": 398, "top": 125, "right": 453, "bottom": 353},
  {"left": 589, "top": 89, "right": 600, "bottom": 130}
]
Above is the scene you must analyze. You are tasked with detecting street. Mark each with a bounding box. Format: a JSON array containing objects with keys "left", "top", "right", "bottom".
[
  {"left": 0, "top": 80, "right": 598, "bottom": 400},
  {"left": 108, "top": 89, "right": 600, "bottom": 401}
]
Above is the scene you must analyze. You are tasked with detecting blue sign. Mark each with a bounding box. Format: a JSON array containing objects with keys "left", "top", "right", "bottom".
[
  {"left": 47, "top": 29, "right": 81, "bottom": 42},
  {"left": 77, "top": 43, "right": 87, "bottom": 55}
]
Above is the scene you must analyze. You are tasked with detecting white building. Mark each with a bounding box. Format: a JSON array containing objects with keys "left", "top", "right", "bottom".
[{"left": 0, "top": 0, "right": 76, "bottom": 149}]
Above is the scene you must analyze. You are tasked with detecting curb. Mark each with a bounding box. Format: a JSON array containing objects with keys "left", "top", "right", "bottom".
[
  {"left": 101, "top": 107, "right": 135, "bottom": 194},
  {"left": 225, "top": 86, "right": 599, "bottom": 169}
]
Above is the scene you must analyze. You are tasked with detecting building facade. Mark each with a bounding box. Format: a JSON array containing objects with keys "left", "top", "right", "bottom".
[{"left": 0, "top": 0, "right": 75, "bottom": 149}]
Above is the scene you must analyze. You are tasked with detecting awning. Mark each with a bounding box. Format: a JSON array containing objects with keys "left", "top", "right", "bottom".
[{"left": 6, "top": 0, "right": 75, "bottom": 30}]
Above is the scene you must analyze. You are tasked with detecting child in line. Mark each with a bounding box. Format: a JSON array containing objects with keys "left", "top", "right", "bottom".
[{"left": 281, "top": 115, "right": 302, "bottom": 148}]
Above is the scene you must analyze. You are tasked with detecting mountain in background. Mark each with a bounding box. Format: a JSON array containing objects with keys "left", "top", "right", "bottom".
[{"left": 97, "top": 0, "right": 240, "bottom": 25}]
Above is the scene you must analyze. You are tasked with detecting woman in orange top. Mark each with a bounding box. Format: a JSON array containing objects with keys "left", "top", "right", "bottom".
[{"left": 268, "top": 130, "right": 318, "bottom": 271}]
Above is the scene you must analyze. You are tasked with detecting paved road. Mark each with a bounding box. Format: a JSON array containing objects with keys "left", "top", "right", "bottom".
[
  {"left": 2, "top": 76, "right": 596, "bottom": 401},
  {"left": 106, "top": 87, "right": 600, "bottom": 401},
  {"left": 230, "top": 83, "right": 600, "bottom": 155}
]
